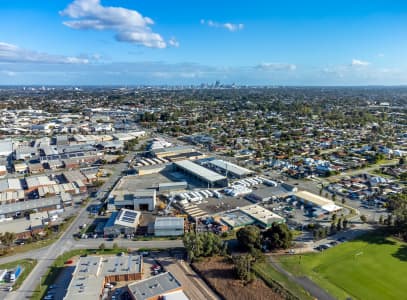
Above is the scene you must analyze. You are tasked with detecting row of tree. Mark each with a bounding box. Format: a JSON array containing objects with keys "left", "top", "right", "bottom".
[
  {"left": 236, "top": 223, "right": 293, "bottom": 253},
  {"left": 183, "top": 232, "right": 227, "bottom": 261},
  {"left": 386, "top": 193, "right": 407, "bottom": 241}
]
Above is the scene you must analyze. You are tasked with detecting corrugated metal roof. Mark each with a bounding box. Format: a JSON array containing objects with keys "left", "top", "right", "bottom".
[
  {"left": 154, "top": 217, "right": 184, "bottom": 229},
  {"left": 208, "top": 159, "right": 253, "bottom": 177},
  {"left": 0, "top": 196, "right": 61, "bottom": 215},
  {"left": 174, "top": 160, "right": 226, "bottom": 183}
]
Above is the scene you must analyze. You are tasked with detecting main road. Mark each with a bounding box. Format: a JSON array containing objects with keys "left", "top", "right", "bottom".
[{"left": 4, "top": 151, "right": 184, "bottom": 300}]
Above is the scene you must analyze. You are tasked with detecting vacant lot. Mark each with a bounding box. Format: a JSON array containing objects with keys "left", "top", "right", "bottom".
[
  {"left": 278, "top": 232, "right": 407, "bottom": 300},
  {"left": 193, "top": 256, "right": 283, "bottom": 300}
]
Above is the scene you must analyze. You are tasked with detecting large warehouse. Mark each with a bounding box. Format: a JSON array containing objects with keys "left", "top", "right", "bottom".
[
  {"left": 206, "top": 159, "right": 254, "bottom": 178},
  {"left": 152, "top": 146, "right": 203, "bottom": 161},
  {"left": 219, "top": 204, "right": 284, "bottom": 229},
  {"left": 173, "top": 160, "right": 228, "bottom": 188},
  {"left": 294, "top": 190, "right": 342, "bottom": 214}
]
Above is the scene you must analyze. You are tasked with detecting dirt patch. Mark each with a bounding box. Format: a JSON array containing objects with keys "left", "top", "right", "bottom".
[{"left": 193, "top": 256, "right": 283, "bottom": 300}]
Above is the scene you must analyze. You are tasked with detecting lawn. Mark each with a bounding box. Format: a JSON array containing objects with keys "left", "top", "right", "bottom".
[
  {"left": 278, "top": 232, "right": 407, "bottom": 300},
  {"left": 252, "top": 262, "right": 313, "bottom": 300}
]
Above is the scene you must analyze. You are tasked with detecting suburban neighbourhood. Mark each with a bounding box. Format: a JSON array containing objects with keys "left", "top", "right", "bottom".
[
  {"left": 0, "top": 86, "right": 404, "bottom": 300},
  {"left": 1, "top": 1, "right": 407, "bottom": 300}
]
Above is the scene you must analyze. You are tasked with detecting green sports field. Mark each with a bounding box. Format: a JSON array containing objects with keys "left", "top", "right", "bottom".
[{"left": 278, "top": 232, "right": 407, "bottom": 300}]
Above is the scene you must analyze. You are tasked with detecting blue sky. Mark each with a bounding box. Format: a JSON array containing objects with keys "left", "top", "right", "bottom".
[{"left": 1, "top": 0, "right": 407, "bottom": 85}]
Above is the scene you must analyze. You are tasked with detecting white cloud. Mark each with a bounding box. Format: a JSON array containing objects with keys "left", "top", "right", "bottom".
[
  {"left": 351, "top": 59, "right": 370, "bottom": 67},
  {"left": 201, "top": 19, "right": 244, "bottom": 32},
  {"left": 377, "top": 53, "right": 385, "bottom": 57},
  {"left": 60, "top": 0, "right": 167, "bottom": 48},
  {"left": 0, "top": 42, "right": 89, "bottom": 64},
  {"left": 168, "top": 37, "right": 180, "bottom": 48},
  {"left": 256, "top": 62, "right": 297, "bottom": 71}
]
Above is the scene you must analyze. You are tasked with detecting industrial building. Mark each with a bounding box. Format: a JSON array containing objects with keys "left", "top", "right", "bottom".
[
  {"left": 220, "top": 204, "right": 284, "bottom": 229},
  {"left": 239, "top": 204, "right": 285, "bottom": 228},
  {"left": 206, "top": 159, "right": 254, "bottom": 178},
  {"left": 173, "top": 160, "right": 228, "bottom": 188},
  {"left": 0, "top": 139, "right": 13, "bottom": 157},
  {"left": 126, "top": 272, "right": 183, "bottom": 300},
  {"left": 0, "top": 211, "right": 48, "bottom": 239},
  {"left": 245, "top": 184, "right": 297, "bottom": 202},
  {"left": 154, "top": 217, "right": 184, "bottom": 237},
  {"left": 25, "top": 176, "right": 57, "bottom": 192},
  {"left": 158, "top": 182, "right": 188, "bottom": 193},
  {"left": 294, "top": 190, "right": 342, "bottom": 215},
  {"left": 152, "top": 146, "right": 206, "bottom": 162},
  {"left": 0, "top": 178, "right": 23, "bottom": 193},
  {"left": 104, "top": 209, "right": 140, "bottom": 237},
  {"left": 108, "top": 189, "right": 156, "bottom": 211},
  {"left": 0, "top": 196, "right": 63, "bottom": 218},
  {"left": 136, "top": 164, "right": 169, "bottom": 176},
  {"left": 220, "top": 210, "right": 256, "bottom": 229},
  {"left": 64, "top": 255, "right": 143, "bottom": 300},
  {"left": 0, "top": 190, "right": 25, "bottom": 204}
]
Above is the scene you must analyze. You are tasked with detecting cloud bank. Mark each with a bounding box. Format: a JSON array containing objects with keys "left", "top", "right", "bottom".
[{"left": 0, "top": 42, "right": 89, "bottom": 64}]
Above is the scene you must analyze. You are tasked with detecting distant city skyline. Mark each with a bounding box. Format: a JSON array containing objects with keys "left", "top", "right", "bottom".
[{"left": 1, "top": 0, "right": 407, "bottom": 85}]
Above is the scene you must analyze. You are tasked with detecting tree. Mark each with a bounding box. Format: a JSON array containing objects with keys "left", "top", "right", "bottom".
[
  {"left": 262, "top": 223, "right": 293, "bottom": 250},
  {"left": 233, "top": 254, "right": 253, "bottom": 282},
  {"left": 330, "top": 222, "right": 336, "bottom": 235},
  {"left": 336, "top": 219, "right": 342, "bottom": 231},
  {"left": 0, "top": 232, "right": 16, "bottom": 247},
  {"left": 236, "top": 225, "right": 261, "bottom": 251},
  {"left": 379, "top": 215, "right": 384, "bottom": 225},
  {"left": 183, "top": 232, "right": 225, "bottom": 261},
  {"left": 99, "top": 243, "right": 106, "bottom": 252},
  {"left": 386, "top": 193, "right": 407, "bottom": 240},
  {"left": 360, "top": 215, "right": 367, "bottom": 223},
  {"left": 342, "top": 218, "right": 349, "bottom": 229},
  {"left": 113, "top": 242, "right": 119, "bottom": 250}
]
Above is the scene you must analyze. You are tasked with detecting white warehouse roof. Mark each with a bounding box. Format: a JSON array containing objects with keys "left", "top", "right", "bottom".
[
  {"left": 174, "top": 160, "right": 226, "bottom": 183},
  {"left": 208, "top": 159, "right": 254, "bottom": 177}
]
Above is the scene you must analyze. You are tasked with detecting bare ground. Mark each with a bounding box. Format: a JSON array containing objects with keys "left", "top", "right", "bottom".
[{"left": 193, "top": 256, "right": 283, "bottom": 300}]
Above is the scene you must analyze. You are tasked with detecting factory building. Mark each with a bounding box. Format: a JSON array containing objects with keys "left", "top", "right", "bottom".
[
  {"left": 206, "top": 159, "right": 254, "bottom": 178},
  {"left": 108, "top": 189, "right": 156, "bottom": 211},
  {"left": 158, "top": 182, "right": 188, "bottom": 193},
  {"left": 127, "top": 272, "right": 184, "bottom": 300},
  {"left": 154, "top": 217, "right": 184, "bottom": 237},
  {"left": 294, "top": 190, "right": 342, "bottom": 216},
  {"left": 64, "top": 255, "right": 143, "bottom": 300},
  {"left": 104, "top": 209, "right": 140, "bottom": 238},
  {"left": 173, "top": 160, "right": 228, "bottom": 188},
  {"left": 219, "top": 204, "right": 285, "bottom": 229},
  {"left": 152, "top": 146, "right": 206, "bottom": 162}
]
